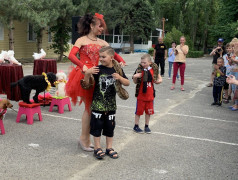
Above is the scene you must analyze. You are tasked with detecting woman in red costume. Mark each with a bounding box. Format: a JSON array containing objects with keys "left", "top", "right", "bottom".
[{"left": 66, "top": 13, "right": 126, "bottom": 151}]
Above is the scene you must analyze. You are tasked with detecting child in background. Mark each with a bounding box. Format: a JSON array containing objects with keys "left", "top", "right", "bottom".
[
  {"left": 223, "top": 43, "right": 232, "bottom": 103},
  {"left": 132, "top": 54, "right": 162, "bottom": 134},
  {"left": 168, "top": 42, "right": 179, "bottom": 80},
  {"left": 228, "top": 38, "right": 238, "bottom": 110},
  {"left": 83, "top": 46, "right": 130, "bottom": 159},
  {"left": 211, "top": 57, "right": 226, "bottom": 106}
]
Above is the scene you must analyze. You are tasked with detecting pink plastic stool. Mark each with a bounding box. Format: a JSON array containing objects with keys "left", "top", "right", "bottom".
[
  {"left": 49, "top": 97, "right": 72, "bottom": 114},
  {"left": 16, "top": 102, "right": 42, "bottom": 125},
  {"left": 0, "top": 119, "right": 5, "bottom": 135}
]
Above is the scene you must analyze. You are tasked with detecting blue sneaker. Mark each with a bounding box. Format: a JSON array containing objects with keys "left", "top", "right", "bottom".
[
  {"left": 144, "top": 127, "right": 151, "bottom": 134},
  {"left": 133, "top": 126, "right": 143, "bottom": 133}
]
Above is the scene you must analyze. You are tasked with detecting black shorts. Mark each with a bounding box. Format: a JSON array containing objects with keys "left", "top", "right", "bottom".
[
  {"left": 90, "top": 110, "right": 116, "bottom": 137},
  {"left": 224, "top": 82, "right": 229, "bottom": 90}
]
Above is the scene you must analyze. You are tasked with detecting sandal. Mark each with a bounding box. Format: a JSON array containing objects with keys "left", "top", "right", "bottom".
[
  {"left": 106, "top": 148, "right": 119, "bottom": 159},
  {"left": 94, "top": 148, "right": 105, "bottom": 160},
  {"left": 232, "top": 107, "right": 238, "bottom": 111},
  {"left": 206, "top": 83, "right": 213, "bottom": 87},
  {"left": 223, "top": 99, "right": 229, "bottom": 104}
]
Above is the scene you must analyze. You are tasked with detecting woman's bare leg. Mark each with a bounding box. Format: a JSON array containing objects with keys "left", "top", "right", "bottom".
[{"left": 79, "top": 108, "right": 91, "bottom": 147}]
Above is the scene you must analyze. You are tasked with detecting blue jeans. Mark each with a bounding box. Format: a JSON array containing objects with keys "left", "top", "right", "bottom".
[
  {"left": 168, "top": 62, "right": 179, "bottom": 78},
  {"left": 230, "top": 71, "right": 238, "bottom": 92}
]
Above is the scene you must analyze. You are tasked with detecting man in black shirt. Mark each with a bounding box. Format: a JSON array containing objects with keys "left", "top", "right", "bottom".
[
  {"left": 207, "top": 38, "right": 226, "bottom": 87},
  {"left": 153, "top": 37, "right": 167, "bottom": 76}
]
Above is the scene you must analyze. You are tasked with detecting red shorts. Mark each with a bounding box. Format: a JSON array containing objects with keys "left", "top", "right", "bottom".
[{"left": 135, "top": 100, "right": 154, "bottom": 115}]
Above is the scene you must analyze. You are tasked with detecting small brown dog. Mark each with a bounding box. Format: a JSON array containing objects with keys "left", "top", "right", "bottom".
[{"left": 0, "top": 99, "right": 13, "bottom": 120}]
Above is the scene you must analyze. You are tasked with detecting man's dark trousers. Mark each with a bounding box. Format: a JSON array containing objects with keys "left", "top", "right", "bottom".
[{"left": 155, "top": 58, "right": 165, "bottom": 75}]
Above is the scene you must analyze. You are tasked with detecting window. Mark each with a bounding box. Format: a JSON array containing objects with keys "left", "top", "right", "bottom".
[
  {"left": 0, "top": 22, "right": 4, "bottom": 40},
  {"left": 27, "top": 22, "right": 35, "bottom": 41}
]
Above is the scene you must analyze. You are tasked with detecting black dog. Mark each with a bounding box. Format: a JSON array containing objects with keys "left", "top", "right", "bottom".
[{"left": 11, "top": 72, "right": 56, "bottom": 104}]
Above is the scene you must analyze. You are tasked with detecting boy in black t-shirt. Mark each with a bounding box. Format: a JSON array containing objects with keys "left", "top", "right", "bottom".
[
  {"left": 211, "top": 57, "right": 226, "bottom": 106},
  {"left": 153, "top": 37, "right": 167, "bottom": 76},
  {"left": 83, "top": 46, "right": 129, "bottom": 160}
]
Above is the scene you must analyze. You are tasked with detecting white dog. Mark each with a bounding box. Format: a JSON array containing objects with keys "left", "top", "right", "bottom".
[
  {"left": 7, "top": 50, "right": 21, "bottom": 65},
  {"left": 33, "top": 49, "right": 46, "bottom": 60},
  {"left": 54, "top": 71, "right": 67, "bottom": 97},
  {"left": 0, "top": 51, "right": 8, "bottom": 64},
  {"left": 0, "top": 54, "right": 5, "bottom": 64}
]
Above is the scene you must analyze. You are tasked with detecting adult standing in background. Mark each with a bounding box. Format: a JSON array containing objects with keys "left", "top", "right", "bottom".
[
  {"left": 171, "top": 36, "right": 189, "bottom": 91},
  {"left": 168, "top": 41, "right": 179, "bottom": 80},
  {"left": 207, "top": 38, "right": 226, "bottom": 87},
  {"left": 153, "top": 37, "right": 167, "bottom": 77}
]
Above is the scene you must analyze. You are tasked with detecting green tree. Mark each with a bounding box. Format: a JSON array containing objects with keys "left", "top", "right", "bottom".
[
  {"left": 0, "top": 0, "right": 24, "bottom": 50},
  {"left": 119, "top": 0, "right": 154, "bottom": 53},
  {"left": 164, "top": 27, "right": 193, "bottom": 49},
  {"left": 19, "top": 0, "right": 60, "bottom": 52},
  {"left": 49, "top": 0, "right": 77, "bottom": 61},
  {"left": 152, "top": 0, "right": 220, "bottom": 52},
  {"left": 209, "top": 0, "right": 238, "bottom": 43}
]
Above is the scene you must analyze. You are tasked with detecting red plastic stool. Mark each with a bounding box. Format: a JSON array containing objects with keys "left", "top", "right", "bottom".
[
  {"left": 49, "top": 97, "right": 72, "bottom": 114},
  {"left": 16, "top": 102, "right": 42, "bottom": 125},
  {"left": 0, "top": 119, "right": 5, "bottom": 135}
]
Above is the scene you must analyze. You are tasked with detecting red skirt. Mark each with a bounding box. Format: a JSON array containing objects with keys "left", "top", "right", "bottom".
[{"left": 66, "top": 66, "right": 94, "bottom": 111}]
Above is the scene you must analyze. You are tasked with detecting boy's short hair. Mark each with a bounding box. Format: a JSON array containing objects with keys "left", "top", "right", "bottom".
[
  {"left": 99, "top": 46, "right": 115, "bottom": 56},
  {"left": 141, "top": 54, "right": 152, "bottom": 62},
  {"left": 217, "top": 57, "right": 224, "bottom": 62},
  {"left": 226, "top": 43, "right": 231, "bottom": 48}
]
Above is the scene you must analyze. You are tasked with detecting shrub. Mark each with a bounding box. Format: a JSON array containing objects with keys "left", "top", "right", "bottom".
[
  {"left": 164, "top": 27, "right": 193, "bottom": 50},
  {"left": 148, "top": 47, "right": 154, "bottom": 56},
  {"left": 187, "top": 51, "right": 204, "bottom": 58}
]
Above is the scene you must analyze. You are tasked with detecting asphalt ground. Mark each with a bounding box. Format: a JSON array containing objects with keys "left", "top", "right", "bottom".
[{"left": 0, "top": 54, "right": 237, "bottom": 180}]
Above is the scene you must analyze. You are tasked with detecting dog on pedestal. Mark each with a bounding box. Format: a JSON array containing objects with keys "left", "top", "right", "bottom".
[
  {"left": 54, "top": 71, "right": 67, "bottom": 97},
  {"left": 11, "top": 72, "right": 56, "bottom": 104}
]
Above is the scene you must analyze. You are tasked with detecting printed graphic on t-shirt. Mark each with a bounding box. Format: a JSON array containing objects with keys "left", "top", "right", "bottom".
[
  {"left": 147, "top": 82, "right": 152, "bottom": 88},
  {"left": 92, "top": 73, "right": 116, "bottom": 111},
  {"left": 99, "top": 74, "right": 115, "bottom": 96},
  {"left": 91, "top": 65, "right": 127, "bottom": 111}
]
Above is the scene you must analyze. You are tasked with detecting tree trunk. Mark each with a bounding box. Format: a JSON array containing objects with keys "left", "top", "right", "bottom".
[
  {"left": 202, "top": 1, "right": 209, "bottom": 53},
  {"left": 130, "top": 34, "right": 134, "bottom": 53},
  {"left": 203, "top": 29, "right": 208, "bottom": 53},
  {"left": 9, "top": 18, "right": 14, "bottom": 50},
  {"left": 58, "top": 31, "right": 64, "bottom": 62},
  {"left": 59, "top": 51, "right": 63, "bottom": 62},
  {"left": 36, "top": 28, "right": 44, "bottom": 53},
  {"left": 58, "top": 38, "right": 64, "bottom": 61}
]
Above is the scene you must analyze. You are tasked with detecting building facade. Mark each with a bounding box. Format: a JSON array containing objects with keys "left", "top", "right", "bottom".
[{"left": 0, "top": 20, "right": 63, "bottom": 60}]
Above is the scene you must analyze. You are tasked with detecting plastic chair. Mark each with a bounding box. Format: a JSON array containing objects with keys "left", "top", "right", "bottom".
[
  {"left": 49, "top": 97, "right": 72, "bottom": 114},
  {"left": 16, "top": 102, "right": 42, "bottom": 125},
  {"left": 0, "top": 119, "right": 5, "bottom": 135}
]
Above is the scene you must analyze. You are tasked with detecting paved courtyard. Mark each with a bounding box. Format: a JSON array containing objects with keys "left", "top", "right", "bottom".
[{"left": 0, "top": 54, "right": 237, "bottom": 180}]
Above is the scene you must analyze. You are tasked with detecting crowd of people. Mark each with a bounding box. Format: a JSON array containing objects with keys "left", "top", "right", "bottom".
[
  {"left": 66, "top": 12, "right": 237, "bottom": 160},
  {"left": 209, "top": 38, "right": 238, "bottom": 110},
  {"left": 153, "top": 36, "right": 189, "bottom": 91}
]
